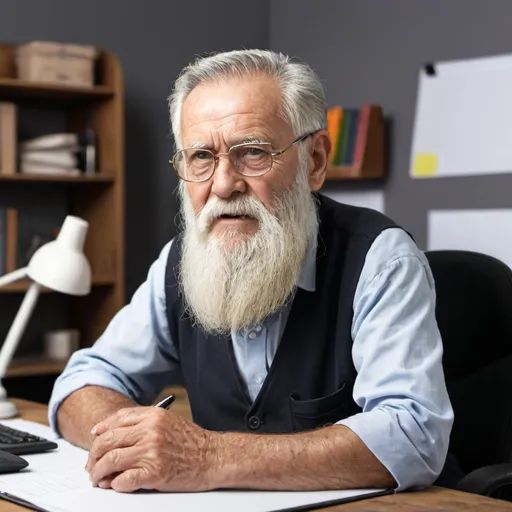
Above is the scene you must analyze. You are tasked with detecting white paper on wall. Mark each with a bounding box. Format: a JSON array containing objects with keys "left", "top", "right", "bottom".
[
  {"left": 427, "top": 208, "right": 512, "bottom": 268},
  {"left": 321, "top": 186, "right": 384, "bottom": 213},
  {"left": 410, "top": 53, "right": 512, "bottom": 179}
]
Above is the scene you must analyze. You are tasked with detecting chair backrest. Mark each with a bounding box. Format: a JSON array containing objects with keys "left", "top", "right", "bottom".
[{"left": 425, "top": 250, "right": 512, "bottom": 474}]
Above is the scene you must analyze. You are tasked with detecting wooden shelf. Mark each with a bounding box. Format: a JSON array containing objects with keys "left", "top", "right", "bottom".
[
  {"left": 0, "top": 281, "right": 52, "bottom": 293},
  {"left": 0, "top": 173, "right": 115, "bottom": 183},
  {"left": 326, "top": 165, "right": 383, "bottom": 180},
  {"left": 6, "top": 356, "right": 67, "bottom": 378},
  {"left": 0, "top": 77, "right": 114, "bottom": 101},
  {"left": 0, "top": 277, "right": 116, "bottom": 293}
]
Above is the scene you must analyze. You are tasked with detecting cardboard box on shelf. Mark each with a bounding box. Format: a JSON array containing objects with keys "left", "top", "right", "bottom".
[{"left": 15, "top": 41, "right": 98, "bottom": 87}]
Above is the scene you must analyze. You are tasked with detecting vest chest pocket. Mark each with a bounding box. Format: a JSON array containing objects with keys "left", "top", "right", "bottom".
[{"left": 288, "top": 383, "right": 355, "bottom": 432}]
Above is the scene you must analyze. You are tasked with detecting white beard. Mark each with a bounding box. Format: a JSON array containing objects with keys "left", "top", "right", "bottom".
[{"left": 178, "top": 158, "right": 318, "bottom": 335}]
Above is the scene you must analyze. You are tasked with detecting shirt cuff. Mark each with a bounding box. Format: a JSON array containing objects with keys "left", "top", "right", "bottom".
[
  {"left": 47, "top": 372, "right": 134, "bottom": 437},
  {"left": 336, "top": 409, "right": 439, "bottom": 491}
]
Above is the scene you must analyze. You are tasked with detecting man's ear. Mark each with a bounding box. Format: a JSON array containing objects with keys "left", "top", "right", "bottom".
[{"left": 307, "top": 129, "right": 330, "bottom": 192}]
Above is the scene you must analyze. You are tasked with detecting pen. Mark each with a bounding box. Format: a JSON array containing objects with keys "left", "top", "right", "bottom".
[{"left": 155, "top": 394, "right": 175, "bottom": 410}]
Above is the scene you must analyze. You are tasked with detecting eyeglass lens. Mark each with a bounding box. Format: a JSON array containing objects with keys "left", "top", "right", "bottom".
[{"left": 174, "top": 144, "right": 273, "bottom": 181}]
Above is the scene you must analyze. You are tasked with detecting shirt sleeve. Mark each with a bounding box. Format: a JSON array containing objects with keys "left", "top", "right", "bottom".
[
  {"left": 336, "top": 228, "right": 454, "bottom": 491},
  {"left": 47, "top": 239, "right": 179, "bottom": 435}
]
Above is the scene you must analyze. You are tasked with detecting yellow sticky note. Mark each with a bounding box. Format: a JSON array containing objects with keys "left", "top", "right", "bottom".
[{"left": 413, "top": 153, "right": 438, "bottom": 177}]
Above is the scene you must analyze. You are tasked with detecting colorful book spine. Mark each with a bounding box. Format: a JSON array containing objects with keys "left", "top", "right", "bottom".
[
  {"left": 328, "top": 104, "right": 377, "bottom": 169},
  {"left": 341, "top": 109, "right": 360, "bottom": 165},
  {"left": 327, "top": 106, "right": 343, "bottom": 164},
  {"left": 334, "top": 110, "right": 349, "bottom": 165},
  {"left": 353, "top": 104, "right": 372, "bottom": 168}
]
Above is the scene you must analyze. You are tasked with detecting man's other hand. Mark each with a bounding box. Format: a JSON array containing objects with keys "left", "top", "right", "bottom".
[{"left": 85, "top": 406, "right": 216, "bottom": 492}]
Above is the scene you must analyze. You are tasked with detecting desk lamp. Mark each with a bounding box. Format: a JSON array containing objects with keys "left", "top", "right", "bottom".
[{"left": 0, "top": 215, "right": 91, "bottom": 418}]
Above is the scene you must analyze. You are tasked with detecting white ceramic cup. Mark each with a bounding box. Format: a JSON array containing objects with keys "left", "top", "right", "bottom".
[{"left": 44, "top": 329, "right": 80, "bottom": 360}]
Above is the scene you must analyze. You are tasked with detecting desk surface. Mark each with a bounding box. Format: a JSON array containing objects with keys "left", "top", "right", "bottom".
[{"left": 3, "top": 397, "right": 512, "bottom": 512}]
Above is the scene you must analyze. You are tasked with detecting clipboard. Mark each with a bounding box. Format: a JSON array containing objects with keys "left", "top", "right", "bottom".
[
  {"left": 272, "top": 488, "right": 394, "bottom": 511},
  {"left": 0, "top": 488, "right": 394, "bottom": 512},
  {"left": 0, "top": 490, "right": 49, "bottom": 512}
]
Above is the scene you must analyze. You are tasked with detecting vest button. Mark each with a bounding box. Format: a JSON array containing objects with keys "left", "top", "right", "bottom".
[{"left": 248, "top": 416, "right": 261, "bottom": 430}]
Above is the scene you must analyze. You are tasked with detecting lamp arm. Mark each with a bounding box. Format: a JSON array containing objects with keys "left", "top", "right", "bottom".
[
  {"left": 0, "top": 282, "right": 41, "bottom": 377},
  {"left": 0, "top": 268, "right": 28, "bottom": 288}
]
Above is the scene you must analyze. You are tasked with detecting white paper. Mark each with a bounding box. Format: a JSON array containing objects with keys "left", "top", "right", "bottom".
[
  {"left": 0, "top": 420, "right": 388, "bottom": 512},
  {"left": 0, "top": 419, "right": 89, "bottom": 508},
  {"left": 321, "top": 187, "right": 384, "bottom": 213},
  {"left": 427, "top": 209, "right": 512, "bottom": 268},
  {"left": 410, "top": 53, "right": 512, "bottom": 178},
  {"left": 38, "top": 487, "right": 384, "bottom": 512}
]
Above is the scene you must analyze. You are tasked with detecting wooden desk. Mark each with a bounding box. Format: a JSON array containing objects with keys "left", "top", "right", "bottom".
[
  {"left": 4, "top": 397, "right": 512, "bottom": 511},
  {"left": 335, "top": 486, "right": 512, "bottom": 511}
]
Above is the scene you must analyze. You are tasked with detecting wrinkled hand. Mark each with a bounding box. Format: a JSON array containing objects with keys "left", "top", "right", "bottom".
[{"left": 85, "top": 407, "right": 218, "bottom": 493}]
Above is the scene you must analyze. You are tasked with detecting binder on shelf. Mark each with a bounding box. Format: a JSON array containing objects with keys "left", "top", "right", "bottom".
[
  {"left": 0, "top": 102, "right": 17, "bottom": 175},
  {"left": 0, "top": 207, "right": 18, "bottom": 275},
  {"left": 325, "top": 104, "right": 384, "bottom": 180}
]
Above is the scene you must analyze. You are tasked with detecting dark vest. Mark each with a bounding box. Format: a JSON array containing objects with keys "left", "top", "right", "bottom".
[{"left": 165, "top": 193, "right": 400, "bottom": 434}]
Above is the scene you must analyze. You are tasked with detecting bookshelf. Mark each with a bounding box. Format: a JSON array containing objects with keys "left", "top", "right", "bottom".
[
  {"left": 0, "top": 173, "right": 115, "bottom": 183},
  {"left": 0, "top": 77, "right": 114, "bottom": 101},
  {"left": 0, "top": 43, "right": 124, "bottom": 381},
  {"left": 325, "top": 104, "right": 385, "bottom": 181},
  {"left": 6, "top": 357, "right": 68, "bottom": 378}
]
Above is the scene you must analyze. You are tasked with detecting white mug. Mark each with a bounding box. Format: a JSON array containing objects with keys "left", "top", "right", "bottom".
[{"left": 44, "top": 329, "right": 80, "bottom": 360}]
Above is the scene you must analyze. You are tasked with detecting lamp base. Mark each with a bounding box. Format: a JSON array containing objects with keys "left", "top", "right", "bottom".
[{"left": 0, "top": 384, "right": 17, "bottom": 419}]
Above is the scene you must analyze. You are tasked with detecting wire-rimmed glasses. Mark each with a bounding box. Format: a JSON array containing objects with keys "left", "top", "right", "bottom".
[{"left": 170, "top": 130, "right": 318, "bottom": 183}]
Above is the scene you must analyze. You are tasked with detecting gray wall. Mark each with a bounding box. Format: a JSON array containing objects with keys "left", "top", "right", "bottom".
[
  {"left": 5, "top": 0, "right": 511, "bottom": 293},
  {"left": 270, "top": 0, "right": 512, "bottom": 248},
  {"left": 1, "top": 0, "right": 269, "bottom": 298}
]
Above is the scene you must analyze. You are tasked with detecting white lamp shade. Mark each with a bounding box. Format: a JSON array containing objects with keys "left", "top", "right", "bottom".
[{"left": 27, "top": 216, "right": 92, "bottom": 295}]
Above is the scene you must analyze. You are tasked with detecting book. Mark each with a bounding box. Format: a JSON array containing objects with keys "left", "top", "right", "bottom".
[
  {"left": 19, "top": 162, "right": 81, "bottom": 176},
  {"left": 82, "top": 128, "right": 96, "bottom": 174},
  {"left": 20, "top": 150, "right": 79, "bottom": 168},
  {"left": 333, "top": 110, "right": 348, "bottom": 165},
  {"left": 338, "top": 108, "right": 356, "bottom": 165},
  {"left": 19, "top": 129, "right": 97, "bottom": 174},
  {"left": 342, "top": 109, "right": 360, "bottom": 165},
  {"left": 5, "top": 208, "right": 17, "bottom": 273},
  {"left": 0, "top": 103, "right": 17, "bottom": 175},
  {"left": 353, "top": 104, "right": 372, "bottom": 169},
  {"left": 19, "top": 133, "right": 78, "bottom": 152},
  {"left": 0, "top": 207, "right": 17, "bottom": 275},
  {"left": 326, "top": 106, "right": 343, "bottom": 164},
  {"left": 0, "top": 209, "right": 5, "bottom": 275}
]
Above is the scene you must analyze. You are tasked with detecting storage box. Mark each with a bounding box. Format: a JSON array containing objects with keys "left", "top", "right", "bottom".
[{"left": 15, "top": 41, "right": 98, "bottom": 87}]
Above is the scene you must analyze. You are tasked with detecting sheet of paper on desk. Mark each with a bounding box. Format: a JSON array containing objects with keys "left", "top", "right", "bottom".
[{"left": 0, "top": 419, "right": 389, "bottom": 512}]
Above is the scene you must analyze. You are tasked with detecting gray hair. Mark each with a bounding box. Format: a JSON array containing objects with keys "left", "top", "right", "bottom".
[{"left": 168, "top": 49, "right": 327, "bottom": 150}]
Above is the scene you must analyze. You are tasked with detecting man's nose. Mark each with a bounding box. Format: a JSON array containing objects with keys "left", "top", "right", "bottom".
[{"left": 211, "top": 154, "right": 247, "bottom": 199}]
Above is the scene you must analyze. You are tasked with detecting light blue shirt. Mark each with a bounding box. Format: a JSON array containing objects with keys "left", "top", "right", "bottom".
[{"left": 48, "top": 226, "right": 453, "bottom": 491}]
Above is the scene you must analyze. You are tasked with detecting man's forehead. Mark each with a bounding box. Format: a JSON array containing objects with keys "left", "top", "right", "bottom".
[
  {"left": 187, "top": 134, "right": 273, "bottom": 149},
  {"left": 180, "top": 76, "right": 285, "bottom": 140}
]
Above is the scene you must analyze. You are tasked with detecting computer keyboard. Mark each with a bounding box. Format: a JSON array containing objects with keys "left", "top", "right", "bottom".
[{"left": 0, "top": 424, "right": 58, "bottom": 455}]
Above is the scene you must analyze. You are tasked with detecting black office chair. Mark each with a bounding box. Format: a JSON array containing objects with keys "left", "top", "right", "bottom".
[{"left": 425, "top": 249, "right": 512, "bottom": 499}]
